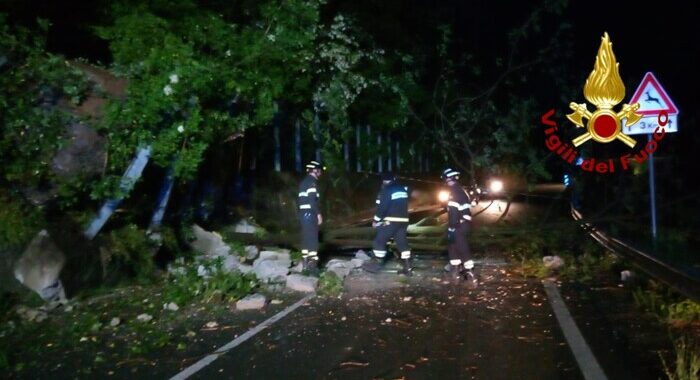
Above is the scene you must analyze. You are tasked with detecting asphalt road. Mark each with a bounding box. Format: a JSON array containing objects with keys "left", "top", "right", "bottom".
[{"left": 186, "top": 258, "right": 583, "bottom": 380}]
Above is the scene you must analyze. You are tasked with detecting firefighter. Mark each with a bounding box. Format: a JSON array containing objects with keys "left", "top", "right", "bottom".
[
  {"left": 298, "top": 160, "right": 324, "bottom": 272},
  {"left": 362, "top": 172, "right": 413, "bottom": 275},
  {"left": 441, "top": 168, "right": 475, "bottom": 281}
]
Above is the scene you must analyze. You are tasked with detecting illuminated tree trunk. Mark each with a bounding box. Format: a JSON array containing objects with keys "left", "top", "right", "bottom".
[
  {"left": 355, "top": 125, "right": 362, "bottom": 172},
  {"left": 295, "top": 119, "right": 302, "bottom": 172}
]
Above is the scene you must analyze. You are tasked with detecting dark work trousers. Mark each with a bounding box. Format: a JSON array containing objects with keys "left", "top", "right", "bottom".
[
  {"left": 299, "top": 211, "right": 319, "bottom": 259},
  {"left": 373, "top": 222, "right": 411, "bottom": 259},
  {"left": 448, "top": 221, "right": 471, "bottom": 263}
]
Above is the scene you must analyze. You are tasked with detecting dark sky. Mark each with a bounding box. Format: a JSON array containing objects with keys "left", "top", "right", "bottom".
[
  {"left": 3, "top": 0, "right": 698, "bottom": 168},
  {"left": 346, "top": 0, "right": 698, "bottom": 115},
  {"left": 4, "top": 0, "right": 697, "bottom": 113},
  {"left": 565, "top": 0, "right": 698, "bottom": 119}
]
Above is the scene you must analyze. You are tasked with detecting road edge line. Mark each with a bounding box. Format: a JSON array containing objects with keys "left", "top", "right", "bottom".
[
  {"left": 169, "top": 293, "right": 315, "bottom": 380},
  {"left": 542, "top": 279, "right": 608, "bottom": 380}
]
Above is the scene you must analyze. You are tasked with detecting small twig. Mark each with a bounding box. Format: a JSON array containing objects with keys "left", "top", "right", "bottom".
[
  {"left": 116, "top": 357, "right": 149, "bottom": 366},
  {"left": 340, "top": 361, "right": 369, "bottom": 367}
]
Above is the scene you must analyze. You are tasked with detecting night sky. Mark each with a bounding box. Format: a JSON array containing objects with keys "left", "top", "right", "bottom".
[
  {"left": 5, "top": 1, "right": 697, "bottom": 110},
  {"left": 3, "top": 0, "right": 699, "bottom": 181}
]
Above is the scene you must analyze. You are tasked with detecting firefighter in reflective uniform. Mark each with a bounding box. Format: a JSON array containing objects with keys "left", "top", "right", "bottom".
[
  {"left": 298, "top": 160, "right": 324, "bottom": 272},
  {"left": 441, "top": 168, "right": 475, "bottom": 281},
  {"left": 362, "top": 172, "right": 413, "bottom": 275}
]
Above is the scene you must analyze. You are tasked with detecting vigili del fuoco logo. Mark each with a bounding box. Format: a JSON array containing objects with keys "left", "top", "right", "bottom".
[{"left": 540, "top": 32, "right": 670, "bottom": 174}]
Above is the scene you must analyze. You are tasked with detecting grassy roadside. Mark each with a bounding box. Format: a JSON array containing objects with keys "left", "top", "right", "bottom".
[
  {"left": 492, "top": 212, "right": 699, "bottom": 380},
  {"left": 0, "top": 257, "right": 260, "bottom": 377}
]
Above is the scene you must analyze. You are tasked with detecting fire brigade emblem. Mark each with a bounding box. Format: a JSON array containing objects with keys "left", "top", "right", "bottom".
[{"left": 567, "top": 32, "right": 642, "bottom": 148}]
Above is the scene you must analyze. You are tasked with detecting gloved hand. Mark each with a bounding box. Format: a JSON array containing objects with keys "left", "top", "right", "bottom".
[{"left": 447, "top": 228, "right": 456, "bottom": 244}]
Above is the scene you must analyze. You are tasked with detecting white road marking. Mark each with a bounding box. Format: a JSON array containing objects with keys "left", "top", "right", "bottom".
[
  {"left": 169, "top": 293, "right": 315, "bottom": 380},
  {"left": 543, "top": 279, "right": 608, "bottom": 380}
]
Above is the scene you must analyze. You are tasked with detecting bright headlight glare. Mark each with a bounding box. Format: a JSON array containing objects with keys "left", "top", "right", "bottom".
[
  {"left": 438, "top": 190, "right": 449, "bottom": 203},
  {"left": 490, "top": 180, "right": 504, "bottom": 193}
]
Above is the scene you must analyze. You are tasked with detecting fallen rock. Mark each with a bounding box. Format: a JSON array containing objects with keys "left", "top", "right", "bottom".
[
  {"left": 237, "top": 264, "right": 254, "bottom": 274},
  {"left": 263, "top": 246, "right": 291, "bottom": 254},
  {"left": 167, "top": 263, "right": 186, "bottom": 276},
  {"left": 290, "top": 262, "right": 303, "bottom": 273},
  {"left": 222, "top": 255, "right": 242, "bottom": 272},
  {"left": 286, "top": 274, "right": 318, "bottom": 292},
  {"left": 253, "top": 260, "right": 289, "bottom": 282},
  {"left": 164, "top": 302, "right": 179, "bottom": 311},
  {"left": 14, "top": 230, "right": 67, "bottom": 303},
  {"left": 350, "top": 258, "right": 365, "bottom": 268},
  {"left": 253, "top": 252, "right": 291, "bottom": 271},
  {"left": 205, "top": 321, "right": 218, "bottom": 329},
  {"left": 16, "top": 306, "right": 48, "bottom": 323},
  {"left": 620, "top": 270, "right": 634, "bottom": 282},
  {"left": 233, "top": 218, "right": 262, "bottom": 234},
  {"left": 543, "top": 255, "right": 565, "bottom": 270},
  {"left": 136, "top": 313, "right": 153, "bottom": 322},
  {"left": 325, "top": 259, "right": 347, "bottom": 268},
  {"left": 236, "top": 293, "right": 266, "bottom": 310},
  {"left": 190, "top": 224, "right": 231, "bottom": 258},
  {"left": 110, "top": 317, "right": 121, "bottom": 327},
  {"left": 325, "top": 259, "right": 353, "bottom": 280},
  {"left": 354, "top": 250, "right": 371, "bottom": 261},
  {"left": 52, "top": 122, "right": 105, "bottom": 179},
  {"left": 258, "top": 250, "right": 291, "bottom": 262},
  {"left": 244, "top": 245, "right": 260, "bottom": 261}
]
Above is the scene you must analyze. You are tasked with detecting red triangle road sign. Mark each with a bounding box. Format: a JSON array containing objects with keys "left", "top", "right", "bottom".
[{"left": 629, "top": 72, "right": 678, "bottom": 115}]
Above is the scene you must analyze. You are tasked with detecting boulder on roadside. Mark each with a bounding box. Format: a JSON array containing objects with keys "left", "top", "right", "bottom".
[
  {"left": 543, "top": 255, "right": 565, "bottom": 270},
  {"left": 190, "top": 224, "right": 231, "bottom": 258},
  {"left": 258, "top": 250, "right": 291, "bottom": 263},
  {"left": 234, "top": 218, "right": 262, "bottom": 234},
  {"left": 51, "top": 122, "right": 105, "bottom": 179},
  {"left": 164, "top": 302, "right": 179, "bottom": 311},
  {"left": 244, "top": 245, "right": 260, "bottom": 261},
  {"left": 290, "top": 262, "right": 303, "bottom": 273},
  {"left": 354, "top": 250, "right": 371, "bottom": 261},
  {"left": 16, "top": 306, "right": 48, "bottom": 323},
  {"left": 222, "top": 255, "right": 242, "bottom": 273},
  {"left": 325, "top": 259, "right": 353, "bottom": 280},
  {"left": 253, "top": 251, "right": 292, "bottom": 270},
  {"left": 286, "top": 274, "right": 318, "bottom": 292},
  {"left": 236, "top": 293, "right": 266, "bottom": 310},
  {"left": 620, "top": 270, "right": 634, "bottom": 282},
  {"left": 253, "top": 260, "right": 289, "bottom": 282},
  {"left": 237, "top": 264, "right": 254, "bottom": 274},
  {"left": 13, "top": 230, "right": 67, "bottom": 303}
]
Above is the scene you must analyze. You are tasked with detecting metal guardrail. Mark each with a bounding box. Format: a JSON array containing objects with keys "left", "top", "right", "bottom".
[{"left": 571, "top": 207, "right": 700, "bottom": 302}]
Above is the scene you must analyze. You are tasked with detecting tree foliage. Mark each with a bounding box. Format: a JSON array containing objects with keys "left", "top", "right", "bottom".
[
  {"left": 0, "top": 15, "right": 90, "bottom": 193},
  {"left": 93, "top": 0, "right": 413, "bottom": 196},
  {"left": 407, "top": 1, "right": 572, "bottom": 184}
]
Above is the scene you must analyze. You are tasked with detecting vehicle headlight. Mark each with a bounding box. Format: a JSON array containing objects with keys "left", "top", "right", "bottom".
[
  {"left": 438, "top": 190, "right": 449, "bottom": 203},
  {"left": 489, "top": 179, "right": 504, "bottom": 193}
]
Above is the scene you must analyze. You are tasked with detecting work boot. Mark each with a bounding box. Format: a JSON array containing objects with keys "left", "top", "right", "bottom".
[
  {"left": 362, "top": 258, "right": 384, "bottom": 273},
  {"left": 398, "top": 258, "right": 413, "bottom": 276},
  {"left": 302, "top": 257, "right": 320, "bottom": 276},
  {"left": 463, "top": 269, "right": 478, "bottom": 287},
  {"left": 448, "top": 264, "right": 462, "bottom": 280}
]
